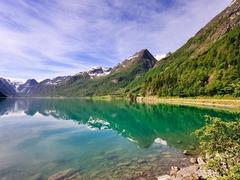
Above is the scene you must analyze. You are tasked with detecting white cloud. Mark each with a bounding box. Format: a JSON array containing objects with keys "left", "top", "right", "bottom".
[
  {"left": 155, "top": 54, "right": 167, "bottom": 61},
  {"left": 0, "top": 0, "right": 231, "bottom": 80}
]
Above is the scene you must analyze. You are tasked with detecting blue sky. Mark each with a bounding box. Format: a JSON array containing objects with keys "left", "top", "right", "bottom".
[{"left": 0, "top": 0, "right": 231, "bottom": 81}]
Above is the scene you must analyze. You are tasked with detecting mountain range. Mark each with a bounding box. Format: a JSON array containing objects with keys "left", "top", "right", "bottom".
[{"left": 1, "top": 0, "right": 240, "bottom": 98}]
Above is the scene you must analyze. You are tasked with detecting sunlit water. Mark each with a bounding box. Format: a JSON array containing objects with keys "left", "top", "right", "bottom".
[{"left": 0, "top": 98, "right": 239, "bottom": 179}]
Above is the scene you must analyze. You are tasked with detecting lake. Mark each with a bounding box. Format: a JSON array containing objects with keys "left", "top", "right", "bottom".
[{"left": 0, "top": 98, "right": 239, "bottom": 179}]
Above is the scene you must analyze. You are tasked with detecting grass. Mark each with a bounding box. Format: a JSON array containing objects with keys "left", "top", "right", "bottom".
[{"left": 136, "top": 96, "right": 240, "bottom": 111}]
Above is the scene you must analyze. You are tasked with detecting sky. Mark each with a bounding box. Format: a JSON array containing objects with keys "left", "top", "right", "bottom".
[{"left": 0, "top": 0, "right": 231, "bottom": 81}]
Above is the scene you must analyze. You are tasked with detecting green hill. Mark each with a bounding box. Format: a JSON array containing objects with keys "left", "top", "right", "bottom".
[{"left": 127, "top": 0, "right": 240, "bottom": 97}]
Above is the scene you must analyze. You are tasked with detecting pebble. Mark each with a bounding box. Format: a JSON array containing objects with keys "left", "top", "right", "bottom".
[
  {"left": 170, "top": 166, "right": 180, "bottom": 177},
  {"left": 197, "top": 157, "right": 205, "bottom": 166},
  {"left": 190, "top": 157, "right": 197, "bottom": 164}
]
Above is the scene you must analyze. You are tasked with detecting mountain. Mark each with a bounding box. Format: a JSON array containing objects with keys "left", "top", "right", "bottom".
[
  {"left": 0, "top": 78, "right": 17, "bottom": 97},
  {"left": 127, "top": 0, "right": 240, "bottom": 97},
  {"left": 0, "top": 91, "right": 6, "bottom": 97},
  {"left": 17, "top": 79, "right": 38, "bottom": 96},
  {"left": 88, "top": 67, "right": 112, "bottom": 78},
  {"left": 53, "top": 49, "right": 157, "bottom": 96},
  {"left": 28, "top": 76, "right": 73, "bottom": 97}
]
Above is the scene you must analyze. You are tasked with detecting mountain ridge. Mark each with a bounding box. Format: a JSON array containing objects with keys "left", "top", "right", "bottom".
[
  {"left": 126, "top": 0, "right": 240, "bottom": 97},
  {"left": 0, "top": 49, "right": 157, "bottom": 97}
]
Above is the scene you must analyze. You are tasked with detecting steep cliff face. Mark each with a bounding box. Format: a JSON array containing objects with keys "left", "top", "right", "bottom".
[
  {"left": 128, "top": 0, "right": 240, "bottom": 97},
  {"left": 188, "top": 0, "right": 240, "bottom": 57}
]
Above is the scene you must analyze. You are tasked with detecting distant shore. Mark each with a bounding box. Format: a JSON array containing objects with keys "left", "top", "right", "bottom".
[
  {"left": 3, "top": 95, "right": 240, "bottom": 111},
  {"left": 136, "top": 96, "right": 240, "bottom": 111}
]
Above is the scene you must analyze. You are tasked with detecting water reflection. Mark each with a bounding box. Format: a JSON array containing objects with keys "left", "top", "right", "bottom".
[{"left": 0, "top": 98, "right": 238, "bottom": 149}]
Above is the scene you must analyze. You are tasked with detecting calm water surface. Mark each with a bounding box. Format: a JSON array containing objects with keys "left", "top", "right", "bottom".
[{"left": 0, "top": 98, "right": 239, "bottom": 179}]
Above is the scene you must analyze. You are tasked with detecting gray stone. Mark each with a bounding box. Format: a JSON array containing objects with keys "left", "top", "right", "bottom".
[
  {"left": 174, "top": 165, "right": 199, "bottom": 180},
  {"left": 157, "top": 175, "right": 171, "bottom": 180},
  {"left": 197, "top": 157, "right": 205, "bottom": 166},
  {"left": 170, "top": 166, "right": 180, "bottom": 177},
  {"left": 190, "top": 157, "right": 197, "bottom": 164}
]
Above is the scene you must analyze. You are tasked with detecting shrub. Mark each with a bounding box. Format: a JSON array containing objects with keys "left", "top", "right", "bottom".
[{"left": 195, "top": 116, "right": 240, "bottom": 179}]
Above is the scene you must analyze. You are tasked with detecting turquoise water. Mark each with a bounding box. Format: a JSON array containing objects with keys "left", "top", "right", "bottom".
[{"left": 0, "top": 98, "right": 239, "bottom": 179}]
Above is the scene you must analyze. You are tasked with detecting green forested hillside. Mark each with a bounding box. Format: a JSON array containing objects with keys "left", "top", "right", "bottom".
[
  {"left": 127, "top": 26, "right": 240, "bottom": 97},
  {"left": 127, "top": 0, "right": 240, "bottom": 97}
]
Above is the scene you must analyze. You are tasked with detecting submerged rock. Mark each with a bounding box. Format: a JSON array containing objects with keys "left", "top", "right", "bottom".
[
  {"left": 48, "top": 169, "right": 81, "bottom": 180},
  {"left": 29, "top": 173, "right": 42, "bottom": 180},
  {"left": 129, "top": 171, "right": 158, "bottom": 180}
]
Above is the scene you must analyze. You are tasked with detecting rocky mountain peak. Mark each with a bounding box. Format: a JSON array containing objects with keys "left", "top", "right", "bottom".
[
  {"left": 87, "top": 66, "right": 112, "bottom": 77},
  {"left": 136, "top": 49, "right": 155, "bottom": 60},
  {"left": 17, "top": 79, "right": 39, "bottom": 95},
  {"left": 25, "top": 79, "right": 38, "bottom": 86},
  {"left": 112, "top": 49, "right": 156, "bottom": 73}
]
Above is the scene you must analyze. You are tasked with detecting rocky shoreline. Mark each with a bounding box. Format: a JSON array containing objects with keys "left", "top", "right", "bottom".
[
  {"left": 45, "top": 155, "right": 210, "bottom": 180},
  {"left": 157, "top": 156, "right": 211, "bottom": 180}
]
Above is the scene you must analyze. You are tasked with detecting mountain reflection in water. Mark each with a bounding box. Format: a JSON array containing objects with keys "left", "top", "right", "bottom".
[{"left": 0, "top": 98, "right": 238, "bottom": 149}]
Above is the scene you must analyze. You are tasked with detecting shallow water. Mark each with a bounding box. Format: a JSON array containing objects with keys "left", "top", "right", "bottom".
[{"left": 0, "top": 98, "right": 239, "bottom": 179}]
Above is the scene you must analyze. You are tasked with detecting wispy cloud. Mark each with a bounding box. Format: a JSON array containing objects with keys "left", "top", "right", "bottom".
[{"left": 0, "top": 0, "right": 231, "bottom": 80}]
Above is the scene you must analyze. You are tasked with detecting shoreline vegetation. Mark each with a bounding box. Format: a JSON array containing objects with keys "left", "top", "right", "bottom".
[
  {"left": 90, "top": 95, "right": 240, "bottom": 111},
  {"left": 3, "top": 96, "right": 240, "bottom": 111},
  {"left": 158, "top": 117, "right": 240, "bottom": 180}
]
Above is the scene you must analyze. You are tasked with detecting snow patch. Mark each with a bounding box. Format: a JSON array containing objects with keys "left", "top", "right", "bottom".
[{"left": 127, "top": 54, "right": 139, "bottom": 60}]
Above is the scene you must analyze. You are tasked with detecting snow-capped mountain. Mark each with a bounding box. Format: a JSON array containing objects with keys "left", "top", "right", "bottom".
[
  {"left": 17, "top": 79, "right": 38, "bottom": 95},
  {"left": 0, "top": 78, "right": 17, "bottom": 96},
  {"left": 0, "top": 49, "right": 156, "bottom": 97},
  {"left": 41, "top": 76, "right": 71, "bottom": 86},
  {"left": 87, "top": 66, "right": 112, "bottom": 78},
  {"left": 112, "top": 49, "right": 156, "bottom": 73}
]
